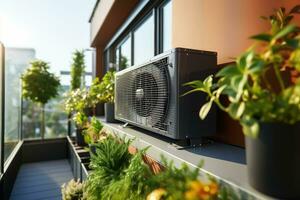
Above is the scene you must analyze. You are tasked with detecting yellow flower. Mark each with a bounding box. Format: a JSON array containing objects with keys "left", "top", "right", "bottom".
[
  {"left": 147, "top": 188, "right": 167, "bottom": 200},
  {"left": 185, "top": 180, "right": 218, "bottom": 200}
]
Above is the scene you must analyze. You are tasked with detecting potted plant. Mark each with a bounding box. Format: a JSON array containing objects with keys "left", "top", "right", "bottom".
[
  {"left": 61, "top": 179, "right": 85, "bottom": 200},
  {"left": 65, "top": 50, "right": 88, "bottom": 144},
  {"left": 184, "top": 5, "right": 300, "bottom": 199},
  {"left": 99, "top": 69, "right": 116, "bottom": 122},
  {"left": 73, "top": 111, "right": 88, "bottom": 146},
  {"left": 83, "top": 117, "right": 107, "bottom": 155},
  {"left": 64, "top": 88, "right": 90, "bottom": 146},
  {"left": 87, "top": 77, "right": 104, "bottom": 116},
  {"left": 21, "top": 60, "right": 60, "bottom": 139}
]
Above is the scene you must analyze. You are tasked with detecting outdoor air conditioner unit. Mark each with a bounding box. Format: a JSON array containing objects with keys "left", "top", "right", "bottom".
[{"left": 115, "top": 48, "right": 217, "bottom": 143}]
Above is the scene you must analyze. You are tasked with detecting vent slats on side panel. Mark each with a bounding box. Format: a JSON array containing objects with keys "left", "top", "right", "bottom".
[{"left": 115, "top": 58, "right": 170, "bottom": 133}]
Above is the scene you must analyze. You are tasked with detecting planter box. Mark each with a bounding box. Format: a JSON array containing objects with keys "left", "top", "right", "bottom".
[
  {"left": 68, "top": 136, "right": 164, "bottom": 182},
  {"left": 67, "top": 137, "right": 89, "bottom": 181}
]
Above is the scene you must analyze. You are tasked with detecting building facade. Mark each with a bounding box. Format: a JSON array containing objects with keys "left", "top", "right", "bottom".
[{"left": 89, "top": 0, "right": 300, "bottom": 146}]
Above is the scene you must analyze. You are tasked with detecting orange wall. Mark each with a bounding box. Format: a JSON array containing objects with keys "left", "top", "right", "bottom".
[{"left": 172, "top": 0, "right": 300, "bottom": 64}]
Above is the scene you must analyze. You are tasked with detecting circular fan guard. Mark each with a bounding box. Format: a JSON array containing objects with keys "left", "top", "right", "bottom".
[{"left": 131, "top": 63, "right": 169, "bottom": 128}]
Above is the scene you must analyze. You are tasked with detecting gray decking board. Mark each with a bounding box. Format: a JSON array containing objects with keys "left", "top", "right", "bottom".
[{"left": 10, "top": 159, "right": 73, "bottom": 200}]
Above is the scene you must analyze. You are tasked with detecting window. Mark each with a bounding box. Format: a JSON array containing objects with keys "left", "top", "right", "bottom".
[
  {"left": 162, "top": 0, "right": 172, "bottom": 51},
  {"left": 115, "top": 35, "right": 132, "bottom": 71},
  {"left": 120, "top": 36, "right": 131, "bottom": 70},
  {"left": 134, "top": 13, "right": 155, "bottom": 65},
  {"left": 106, "top": 0, "right": 172, "bottom": 71}
]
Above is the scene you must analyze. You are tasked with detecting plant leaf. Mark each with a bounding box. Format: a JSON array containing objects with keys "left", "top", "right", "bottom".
[
  {"left": 216, "top": 64, "right": 240, "bottom": 77},
  {"left": 249, "top": 60, "right": 265, "bottom": 74},
  {"left": 181, "top": 88, "right": 207, "bottom": 97},
  {"left": 215, "top": 85, "right": 227, "bottom": 98},
  {"left": 199, "top": 101, "right": 212, "bottom": 120},
  {"left": 250, "top": 33, "right": 272, "bottom": 42},
  {"left": 273, "top": 24, "right": 296, "bottom": 40},
  {"left": 228, "top": 102, "right": 245, "bottom": 119},
  {"left": 286, "top": 38, "right": 299, "bottom": 49},
  {"left": 203, "top": 75, "right": 213, "bottom": 88},
  {"left": 241, "top": 117, "right": 259, "bottom": 138},
  {"left": 183, "top": 80, "right": 204, "bottom": 88},
  {"left": 289, "top": 5, "right": 300, "bottom": 14}
]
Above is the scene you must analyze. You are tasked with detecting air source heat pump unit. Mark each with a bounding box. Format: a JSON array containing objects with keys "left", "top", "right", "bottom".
[{"left": 115, "top": 48, "right": 217, "bottom": 142}]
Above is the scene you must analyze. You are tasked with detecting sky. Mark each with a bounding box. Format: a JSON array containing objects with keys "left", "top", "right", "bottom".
[{"left": 0, "top": 0, "right": 96, "bottom": 80}]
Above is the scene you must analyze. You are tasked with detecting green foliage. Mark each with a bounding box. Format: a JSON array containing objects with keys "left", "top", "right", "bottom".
[
  {"left": 120, "top": 55, "right": 129, "bottom": 70},
  {"left": 64, "top": 88, "right": 90, "bottom": 114},
  {"left": 73, "top": 111, "right": 88, "bottom": 128},
  {"left": 83, "top": 117, "right": 104, "bottom": 144},
  {"left": 102, "top": 150, "right": 154, "bottom": 200},
  {"left": 184, "top": 5, "right": 300, "bottom": 137},
  {"left": 71, "top": 50, "right": 85, "bottom": 90},
  {"left": 148, "top": 158, "right": 201, "bottom": 200},
  {"left": 82, "top": 135, "right": 240, "bottom": 200},
  {"left": 21, "top": 60, "right": 60, "bottom": 105},
  {"left": 61, "top": 179, "right": 85, "bottom": 200},
  {"left": 86, "top": 69, "right": 116, "bottom": 104},
  {"left": 84, "top": 136, "right": 133, "bottom": 200},
  {"left": 87, "top": 77, "right": 103, "bottom": 106},
  {"left": 99, "top": 69, "right": 116, "bottom": 103}
]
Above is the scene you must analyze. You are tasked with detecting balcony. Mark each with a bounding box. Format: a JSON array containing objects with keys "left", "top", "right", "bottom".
[{"left": 1, "top": 1, "right": 300, "bottom": 200}]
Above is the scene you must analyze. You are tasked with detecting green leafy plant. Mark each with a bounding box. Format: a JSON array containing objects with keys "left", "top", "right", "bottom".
[
  {"left": 71, "top": 50, "right": 85, "bottom": 90},
  {"left": 21, "top": 60, "right": 60, "bottom": 138},
  {"left": 99, "top": 69, "right": 116, "bottom": 103},
  {"left": 86, "top": 77, "right": 104, "bottom": 109},
  {"left": 184, "top": 5, "right": 300, "bottom": 137},
  {"left": 73, "top": 111, "right": 88, "bottom": 129},
  {"left": 82, "top": 134, "right": 239, "bottom": 200},
  {"left": 64, "top": 88, "right": 89, "bottom": 114},
  {"left": 102, "top": 149, "right": 154, "bottom": 200},
  {"left": 61, "top": 179, "right": 85, "bottom": 200},
  {"left": 83, "top": 117, "right": 104, "bottom": 144},
  {"left": 146, "top": 158, "right": 202, "bottom": 200},
  {"left": 84, "top": 136, "right": 133, "bottom": 200}
]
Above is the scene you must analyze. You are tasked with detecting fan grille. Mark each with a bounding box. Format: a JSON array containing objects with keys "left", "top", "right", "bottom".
[{"left": 115, "top": 58, "right": 170, "bottom": 132}]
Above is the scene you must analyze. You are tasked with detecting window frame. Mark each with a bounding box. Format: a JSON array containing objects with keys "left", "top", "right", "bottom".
[
  {"left": 114, "top": 34, "right": 132, "bottom": 70},
  {"left": 132, "top": 10, "right": 155, "bottom": 66},
  {"left": 159, "top": 0, "right": 172, "bottom": 53},
  {"left": 105, "top": 0, "right": 172, "bottom": 71}
]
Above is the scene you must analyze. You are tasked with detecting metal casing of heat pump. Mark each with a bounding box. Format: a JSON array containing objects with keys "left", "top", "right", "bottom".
[{"left": 115, "top": 48, "right": 217, "bottom": 140}]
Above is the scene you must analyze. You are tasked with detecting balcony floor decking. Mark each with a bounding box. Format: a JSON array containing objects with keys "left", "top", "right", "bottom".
[{"left": 10, "top": 159, "right": 73, "bottom": 200}]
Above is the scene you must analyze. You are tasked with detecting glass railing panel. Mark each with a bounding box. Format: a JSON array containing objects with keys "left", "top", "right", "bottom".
[
  {"left": 3, "top": 47, "right": 32, "bottom": 163},
  {"left": 22, "top": 89, "right": 68, "bottom": 139}
]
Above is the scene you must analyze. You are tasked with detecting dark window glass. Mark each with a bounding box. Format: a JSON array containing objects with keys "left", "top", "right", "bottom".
[
  {"left": 162, "top": 1, "right": 172, "bottom": 52},
  {"left": 134, "top": 14, "right": 154, "bottom": 65},
  {"left": 119, "top": 35, "right": 131, "bottom": 70}
]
